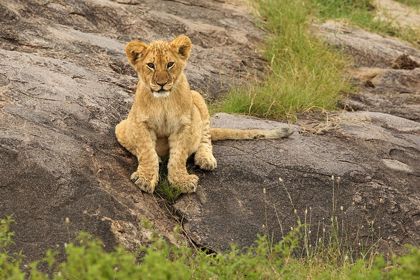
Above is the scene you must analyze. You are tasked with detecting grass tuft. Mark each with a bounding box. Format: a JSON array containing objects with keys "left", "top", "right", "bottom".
[
  {"left": 155, "top": 159, "right": 183, "bottom": 204},
  {"left": 214, "top": 0, "right": 352, "bottom": 121},
  {"left": 214, "top": 0, "right": 419, "bottom": 121},
  {"left": 311, "top": 0, "right": 420, "bottom": 45}
]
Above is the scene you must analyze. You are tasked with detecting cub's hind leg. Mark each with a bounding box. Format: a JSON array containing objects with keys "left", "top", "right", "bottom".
[
  {"left": 191, "top": 91, "right": 217, "bottom": 171},
  {"left": 194, "top": 118, "right": 217, "bottom": 170}
]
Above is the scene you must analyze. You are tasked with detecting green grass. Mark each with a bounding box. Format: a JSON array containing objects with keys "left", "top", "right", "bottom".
[
  {"left": 154, "top": 158, "right": 202, "bottom": 204},
  {"left": 155, "top": 179, "right": 183, "bottom": 204},
  {"left": 311, "top": 0, "right": 420, "bottom": 45},
  {"left": 0, "top": 217, "right": 26, "bottom": 279},
  {"left": 213, "top": 0, "right": 352, "bottom": 120},
  {"left": 2, "top": 215, "right": 420, "bottom": 279},
  {"left": 394, "top": 0, "right": 420, "bottom": 8},
  {"left": 213, "top": 0, "right": 419, "bottom": 121},
  {"left": 311, "top": 0, "right": 378, "bottom": 26},
  {"left": 154, "top": 159, "right": 183, "bottom": 204}
]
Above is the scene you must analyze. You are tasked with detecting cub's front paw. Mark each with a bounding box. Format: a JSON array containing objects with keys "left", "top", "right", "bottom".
[
  {"left": 194, "top": 154, "right": 217, "bottom": 171},
  {"left": 130, "top": 171, "right": 158, "bottom": 194},
  {"left": 169, "top": 174, "right": 199, "bottom": 194}
]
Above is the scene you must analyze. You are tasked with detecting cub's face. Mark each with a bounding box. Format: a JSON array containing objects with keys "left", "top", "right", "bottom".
[{"left": 125, "top": 35, "right": 191, "bottom": 98}]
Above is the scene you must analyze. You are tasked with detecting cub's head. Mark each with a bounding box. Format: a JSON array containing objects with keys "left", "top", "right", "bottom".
[{"left": 125, "top": 35, "right": 191, "bottom": 98}]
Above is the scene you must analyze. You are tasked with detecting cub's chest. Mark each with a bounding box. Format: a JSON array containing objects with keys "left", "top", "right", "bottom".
[{"left": 145, "top": 108, "right": 190, "bottom": 137}]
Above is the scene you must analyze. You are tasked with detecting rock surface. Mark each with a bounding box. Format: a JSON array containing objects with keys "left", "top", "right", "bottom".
[
  {"left": 318, "top": 20, "right": 420, "bottom": 121},
  {"left": 374, "top": 0, "right": 420, "bottom": 30},
  {"left": 0, "top": 0, "right": 266, "bottom": 264},
  {"left": 1, "top": 0, "right": 420, "bottom": 266},
  {"left": 175, "top": 112, "right": 420, "bottom": 253},
  {"left": 175, "top": 9, "right": 420, "bottom": 254}
]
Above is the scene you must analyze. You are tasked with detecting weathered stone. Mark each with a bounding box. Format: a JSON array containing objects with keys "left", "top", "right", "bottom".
[
  {"left": 0, "top": 0, "right": 266, "bottom": 264},
  {"left": 342, "top": 111, "right": 420, "bottom": 133},
  {"left": 318, "top": 21, "right": 420, "bottom": 68},
  {"left": 374, "top": 0, "right": 420, "bottom": 30},
  {"left": 0, "top": 0, "right": 265, "bottom": 97},
  {"left": 174, "top": 113, "right": 420, "bottom": 253},
  {"left": 319, "top": 20, "right": 420, "bottom": 122},
  {"left": 0, "top": 48, "right": 181, "bottom": 263},
  {"left": 382, "top": 159, "right": 413, "bottom": 173}
]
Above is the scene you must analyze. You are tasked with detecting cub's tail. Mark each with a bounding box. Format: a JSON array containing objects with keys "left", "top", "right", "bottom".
[{"left": 210, "top": 127, "right": 293, "bottom": 141}]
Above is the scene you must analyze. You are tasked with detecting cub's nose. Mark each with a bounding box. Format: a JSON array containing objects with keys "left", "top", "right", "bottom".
[{"left": 156, "top": 82, "right": 167, "bottom": 87}]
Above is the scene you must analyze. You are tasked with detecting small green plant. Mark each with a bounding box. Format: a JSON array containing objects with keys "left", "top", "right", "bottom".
[
  {"left": 155, "top": 179, "right": 183, "bottom": 204},
  {"left": 0, "top": 216, "right": 26, "bottom": 280},
  {"left": 388, "top": 246, "right": 420, "bottom": 279},
  {"left": 155, "top": 158, "right": 184, "bottom": 203}
]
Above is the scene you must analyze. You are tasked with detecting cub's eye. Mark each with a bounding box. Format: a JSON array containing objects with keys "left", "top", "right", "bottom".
[
  {"left": 167, "top": 62, "right": 175, "bottom": 69},
  {"left": 146, "top": 63, "right": 155, "bottom": 69}
]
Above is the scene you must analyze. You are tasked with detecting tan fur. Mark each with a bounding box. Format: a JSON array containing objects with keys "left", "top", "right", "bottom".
[{"left": 115, "top": 35, "right": 292, "bottom": 194}]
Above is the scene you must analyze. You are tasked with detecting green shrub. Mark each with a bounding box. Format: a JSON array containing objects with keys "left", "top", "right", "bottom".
[
  {"left": 0, "top": 216, "right": 26, "bottom": 280},
  {"left": 2, "top": 216, "right": 420, "bottom": 279},
  {"left": 388, "top": 246, "right": 420, "bottom": 279}
]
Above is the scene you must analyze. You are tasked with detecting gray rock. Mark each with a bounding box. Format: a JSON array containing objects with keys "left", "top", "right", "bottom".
[
  {"left": 342, "top": 111, "right": 420, "bottom": 133},
  {"left": 175, "top": 112, "right": 420, "bottom": 253},
  {"left": 0, "top": 0, "right": 266, "bottom": 264},
  {"left": 0, "top": 48, "right": 179, "bottom": 263},
  {"left": 0, "top": 0, "right": 265, "bottom": 97},
  {"left": 317, "top": 21, "right": 420, "bottom": 68},
  {"left": 318, "top": 21, "right": 420, "bottom": 122},
  {"left": 382, "top": 159, "right": 413, "bottom": 173}
]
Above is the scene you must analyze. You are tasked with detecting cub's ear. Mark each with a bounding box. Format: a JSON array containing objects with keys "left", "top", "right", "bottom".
[
  {"left": 170, "top": 35, "right": 192, "bottom": 61},
  {"left": 125, "top": 41, "right": 148, "bottom": 66}
]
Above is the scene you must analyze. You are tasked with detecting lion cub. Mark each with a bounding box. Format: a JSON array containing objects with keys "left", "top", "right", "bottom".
[{"left": 115, "top": 35, "right": 292, "bottom": 194}]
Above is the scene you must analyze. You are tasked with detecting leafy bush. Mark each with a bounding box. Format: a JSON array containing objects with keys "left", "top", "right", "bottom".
[
  {"left": 2, "top": 216, "right": 420, "bottom": 279},
  {"left": 388, "top": 246, "right": 420, "bottom": 279},
  {"left": 0, "top": 216, "right": 26, "bottom": 280}
]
